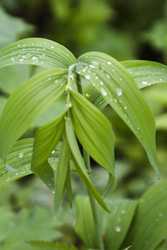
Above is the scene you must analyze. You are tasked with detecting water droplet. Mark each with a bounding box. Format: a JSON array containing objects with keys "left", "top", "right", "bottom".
[
  {"left": 48, "top": 77, "right": 52, "bottom": 80},
  {"left": 6, "top": 177, "right": 11, "bottom": 182},
  {"left": 100, "top": 81, "right": 103, "bottom": 85},
  {"left": 51, "top": 46, "right": 54, "bottom": 49},
  {"left": 122, "top": 210, "right": 126, "bottom": 214},
  {"left": 101, "top": 88, "right": 107, "bottom": 96},
  {"left": 31, "top": 56, "right": 39, "bottom": 61},
  {"left": 11, "top": 57, "right": 15, "bottom": 62},
  {"left": 15, "top": 173, "right": 19, "bottom": 176},
  {"left": 124, "top": 106, "right": 127, "bottom": 109},
  {"left": 17, "top": 44, "right": 21, "bottom": 47},
  {"left": 106, "top": 74, "right": 110, "bottom": 79},
  {"left": 107, "top": 61, "right": 112, "bottom": 65},
  {"left": 159, "top": 213, "right": 163, "bottom": 217},
  {"left": 115, "top": 88, "right": 122, "bottom": 96},
  {"left": 91, "top": 61, "right": 99, "bottom": 67},
  {"left": 5, "top": 163, "right": 17, "bottom": 172},
  {"left": 142, "top": 81, "right": 148, "bottom": 85},
  {"left": 18, "top": 152, "right": 24, "bottom": 158},
  {"left": 19, "top": 58, "right": 24, "bottom": 63},
  {"left": 85, "top": 75, "right": 91, "bottom": 80},
  {"left": 115, "top": 226, "right": 121, "bottom": 232}
]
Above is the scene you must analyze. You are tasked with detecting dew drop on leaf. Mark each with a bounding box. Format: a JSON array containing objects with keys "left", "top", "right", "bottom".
[
  {"left": 101, "top": 88, "right": 107, "bottom": 96},
  {"left": 31, "top": 56, "right": 39, "bottom": 61},
  {"left": 85, "top": 75, "right": 91, "bottom": 80},
  {"left": 5, "top": 163, "right": 17, "bottom": 172},
  {"left": 142, "top": 81, "right": 148, "bottom": 85},
  {"left": 18, "top": 152, "right": 24, "bottom": 158},
  {"left": 115, "top": 226, "right": 121, "bottom": 232},
  {"left": 115, "top": 88, "right": 122, "bottom": 96}
]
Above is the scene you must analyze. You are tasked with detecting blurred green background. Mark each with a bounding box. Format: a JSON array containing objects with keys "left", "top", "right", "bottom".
[{"left": 0, "top": 0, "right": 167, "bottom": 249}]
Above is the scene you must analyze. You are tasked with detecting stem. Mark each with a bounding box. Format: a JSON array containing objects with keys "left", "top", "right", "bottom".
[{"left": 76, "top": 73, "right": 104, "bottom": 250}]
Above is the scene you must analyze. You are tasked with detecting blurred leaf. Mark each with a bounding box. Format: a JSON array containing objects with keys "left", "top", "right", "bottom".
[
  {"left": 0, "top": 68, "right": 67, "bottom": 162},
  {"left": 65, "top": 117, "right": 109, "bottom": 212},
  {"left": 26, "top": 241, "right": 77, "bottom": 250},
  {"left": 0, "top": 65, "right": 30, "bottom": 95},
  {"left": 0, "top": 206, "right": 61, "bottom": 250},
  {"left": 142, "top": 18, "right": 167, "bottom": 50},
  {"left": 0, "top": 7, "right": 33, "bottom": 48},
  {"left": 0, "top": 96, "right": 7, "bottom": 114},
  {"left": 0, "top": 38, "right": 76, "bottom": 69},
  {"left": 122, "top": 60, "right": 167, "bottom": 89},
  {"left": 75, "top": 196, "right": 137, "bottom": 250},
  {"left": 156, "top": 114, "right": 167, "bottom": 130},
  {"left": 77, "top": 53, "right": 158, "bottom": 173},
  {"left": 123, "top": 179, "right": 167, "bottom": 250}
]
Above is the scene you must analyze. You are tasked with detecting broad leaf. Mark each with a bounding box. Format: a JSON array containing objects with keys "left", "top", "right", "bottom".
[
  {"left": 54, "top": 134, "right": 70, "bottom": 214},
  {"left": 123, "top": 179, "right": 167, "bottom": 250},
  {"left": 0, "top": 38, "right": 76, "bottom": 69},
  {"left": 122, "top": 60, "right": 167, "bottom": 89},
  {"left": 0, "top": 68, "right": 67, "bottom": 162},
  {"left": 70, "top": 89, "right": 115, "bottom": 176},
  {"left": 65, "top": 117, "right": 109, "bottom": 212},
  {"left": 77, "top": 52, "right": 158, "bottom": 173},
  {"left": 75, "top": 196, "right": 137, "bottom": 250}
]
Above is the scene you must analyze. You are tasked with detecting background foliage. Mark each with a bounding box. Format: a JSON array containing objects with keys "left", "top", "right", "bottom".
[{"left": 0, "top": 0, "right": 167, "bottom": 249}]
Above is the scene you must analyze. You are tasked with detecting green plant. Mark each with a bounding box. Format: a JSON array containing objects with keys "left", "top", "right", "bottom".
[{"left": 0, "top": 38, "right": 167, "bottom": 249}]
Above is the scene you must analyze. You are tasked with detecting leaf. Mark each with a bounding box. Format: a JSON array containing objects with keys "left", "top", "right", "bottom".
[
  {"left": 0, "top": 96, "right": 7, "bottom": 115},
  {"left": 54, "top": 134, "right": 70, "bottom": 215},
  {"left": 70, "top": 89, "right": 115, "bottom": 176},
  {"left": 75, "top": 196, "right": 137, "bottom": 250},
  {"left": 26, "top": 241, "right": 77, "bottom": 250},
  {"left": 123, "top": 179, "right": 167, "bottom": 250},
  {"left": 77, "top": 52, "right": 158, "bottom": 173},
  {"left": 0, "top": 7, "right": 33, "bottom": 48},
  {"left": 0, "top": 138, "right": 33, "bottom": 190},
  {"left": 32, "top": 110, "right": 67, "bottom": 169},
  {"left": 0, "top": 65, "right": 30, "bottom": 95},
  {"left": 0, "top": 207, "right": 61, "bottom": 250},
  {"left": 156, "top": 114, "right": 167, "bottom": 130},
  {"left": 0, "top": 38, "right": 76, "bottom": 69},
  {"left": 0, "top": 68, "right": 67, "bottom": 162},
  {"left": 65, "top": 117, "right": 109, "bottom": 212},
  {"left": 122, "top": 60, "right": 167, "bottom": 89}
]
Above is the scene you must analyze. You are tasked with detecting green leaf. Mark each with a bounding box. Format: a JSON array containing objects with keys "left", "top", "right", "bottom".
[
  {"left": 122, "top": 60, "right": 167, "bottom": 89},
  {"left": 54, "top": 134, "right": 70, "bottom": 215},
  {"left": 156, "top": 114, "right": 167, "bottom": 130},
  {"left": 0, "top": 68, "right": 67, "bottom": 162},
  {"left": 0, "top": 96, "right": 7, "bottom": 115},
  {"left": 26, "top": 241, "right": 77, "bottom": 250},
  {"left": 75, "top": 196, "right": 137, "bottom": 250},
  {"left": 77, "top": 52, "right": 158, "bottom": 173},
  {"left": 0, "top": 65, "right": 30, "bottom": 95},
  {"left": 123, "top": 179, "right": 167, "bottom": 250},
  {"left": 0, "top": 38, "right": 76, "bottom": 69},
  {"left": 0, "top": 207, "right": 61, "bottom": 250},
  {"left": 0, "top": 138, "right": 33, "bottom": 190},
  {"left": 70, "top": 89, "right": 115, "bottom": 176},
  {"left": 0, "top": 7, "right": 33, "bottom": 48},
  {"left": 65, "top": 117, "right": 109, "bottom": 212},
  {"left": 32, "top": 110, "right": 67, "bottom": 169}
]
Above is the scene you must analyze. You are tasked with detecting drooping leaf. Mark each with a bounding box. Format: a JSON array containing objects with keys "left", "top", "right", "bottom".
[
  {"left": 0, "top": 68, "right": 67, "bottom": 162},
  {"left": 122, "top": 60, "right": 167, "bottom": 89},
  {"left": 75, "top": 196, "right": 137, "bottom": 250},
  {"left": 123, "top": 179, "right": 167, "bottom": 250},
  {"left": 65, "top": 117, "right": 109, "bottom": 212},
  {"left": 0, "top": 38, "right": 76, "bottom": 69},
  {"left": 77, "top": 53, "right": 158, "bottom": 173},
  {"left": 70, "top": 89, "right": 115, "bottom": 176},
  {"left": 32, "top": 110, "right": 67, "bottom": 169},
  {"left": 26, "top": 241, "right": 77, "bottom": 250},
  {"left": 54, "top": 134, "right": 70, "bottom": 215}
]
